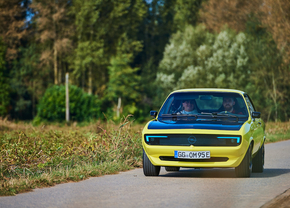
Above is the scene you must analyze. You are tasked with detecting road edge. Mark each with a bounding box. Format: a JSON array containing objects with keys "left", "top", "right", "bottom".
[{"left": 261, "top": 188, "right": 290, "bottom": 208}]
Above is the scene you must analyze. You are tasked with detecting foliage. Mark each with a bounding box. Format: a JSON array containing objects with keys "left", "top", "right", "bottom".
[
  {"left": 259, "top": 0, "right": 290, "bottom": 63},
  {"left": 34, "top": 85, "right": 101, "bottom": 123},
  {"left": 200, "top": 0, "right": 259, "bottom": 33},
  {"left": 173, "top": 0, "right": 203, "bottom": 29},
  {"left": 0, "top": 0, "right": 289, "bottom": 122},
  {"left": 0, "top": 0, "right": 29, "bottom": 60},
  {"left": 134, "top": 0, "right": 204, "bottom": 114},
  {"left": 200, "top": 0, "right": 290, "bottom": 121},
  {"left": 136, "top": 0, "right": 203, "bottom": 69},
  {"left": 104, "top": 34, "right": 143, "bottom": 119},
  {"left": 30, "top": 0, "right": 73, "bottom": 85},
  {"left": 9, "top": 44, "right": 47, "bottom": 120},
  {"left": 70, "top": 0, "right": 146, "bottom": 95},
  {"left": 157, "top": 25, "right": 249, "bottom": 97},
  {"left": 243, "top": 18, "right": 290, "bottom": 122},
  {"left": 265, "top": 121, "right": 290, "bottom": 143},
  {"left": 0, "top": 40, "right": 10, "bottom": 117},
  {"left": 201, "top": 0, "right": 290, "bottom": 63},
  {"left": 156, "top": 24, "right": 290, "bottom": 121},
  {"left": 0, "top": 117, "right": 142, "bottom": 195},
  {"left": 106, "top": 56, "right": 140, "bottom": 115}
]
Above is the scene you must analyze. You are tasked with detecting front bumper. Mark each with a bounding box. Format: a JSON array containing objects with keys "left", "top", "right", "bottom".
[{"left": 142, "top": 137, "right": 249, "bottom": 168}]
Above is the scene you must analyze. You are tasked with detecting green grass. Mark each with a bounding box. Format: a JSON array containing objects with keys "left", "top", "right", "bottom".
[
  {"left": 1, "top": 161, "right": 132, "bottom": 196},
  {"left": 1, "top": 119, "right": 290, "bottom": 196},
  {"left": 266, "top": 132, "right": 290, "bottom": 143},
  {"left": 0, "top": 116, "right": 143, "bottom": 196},
  {"left": 265, "top": 121, "right": 290, "bottom": 143}
]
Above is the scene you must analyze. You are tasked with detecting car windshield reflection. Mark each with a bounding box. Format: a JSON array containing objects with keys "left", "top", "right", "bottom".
[{"left": 158, "top": 92, "right": 249, "bottom": 123}]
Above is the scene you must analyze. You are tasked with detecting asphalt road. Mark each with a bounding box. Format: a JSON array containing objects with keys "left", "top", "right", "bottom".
[{"left": 1, "top": 140, "right": 290, "bottom": 208}]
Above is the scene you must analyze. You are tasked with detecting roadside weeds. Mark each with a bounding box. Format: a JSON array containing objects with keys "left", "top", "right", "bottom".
[
  {"left": 1, "top": 161, "right": 133, "bottom": 196},
  {"left": 0, "top": 117, "right": 142, "bottom": 196},
  {"left": 1, "top": 120, "right": 290, "bottom": 196}
]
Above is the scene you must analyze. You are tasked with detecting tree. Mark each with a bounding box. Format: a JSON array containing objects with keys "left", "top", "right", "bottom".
[
  {"left": 0, "top": 39, "right": 10, "bottom": 117},
  {"left": 9, "top": 43, "right": 48, "bottom": 119},
  {"left": 200, "top": 0, "right": 290, "bottom": 63},
  {"left": 173, "top": 0, "right": 203, "bottom": 30},
  {"left": 259, "top": 0, "right": 290, "bottom": 63},
  {"left": 200, "top": 0, "right": 290, "bottom": 121},
  {"left": 134, "top": 0, "right": 176, "bottom": 108},
  {"left": 134, "top": 0, "right": 204, "bottom": 110},
  {"left": 136, "top": 0, "right": 203, "bottom": 67},
  {"left": 31, "top": 0, "right": 73, "bottom": 85},
  {"left": 0, "top": 0, "right": 29, "bottom": 61},
  {"left": 71, "top": 0, "right": 146, "bottom": 95},
  {"left": 105, "top": 34, "right": 142, "bottom": 118},
  {"left": 157, "top": 24, "right": 290, "bottom": 121},
  {"left": 158, "top": 25, "right": 250, "bottom": 90},
  {"left": 200, "top": 0, "right": 262, "bottom": 33},
  {"left": 246, "top": 31, "right": 289, "bottom": 122}
]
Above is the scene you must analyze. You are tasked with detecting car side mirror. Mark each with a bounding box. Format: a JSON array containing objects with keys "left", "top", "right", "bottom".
[
  {"left": 150, "top": 110, "right": 157, "bottom": 118},
  {"left": 252, "top": 111, "right": 261, "bottom": 118}
]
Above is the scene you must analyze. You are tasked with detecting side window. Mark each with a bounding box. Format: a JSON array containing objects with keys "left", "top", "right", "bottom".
[{"left": 244, "top": 95, "right": 255, "bottom": 114}]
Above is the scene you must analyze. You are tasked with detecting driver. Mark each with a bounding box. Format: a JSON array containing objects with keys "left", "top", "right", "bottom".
[
  {"left": 221, "top": 97, "right": 242, "bottom": 114},
  {"left": 180, "top": 99, "right": 198, "bottom": 114}
]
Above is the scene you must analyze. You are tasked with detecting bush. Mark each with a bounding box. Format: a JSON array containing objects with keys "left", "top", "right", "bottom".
[{"left": 34, "top": 85, "right": 101, "bottom": 123}]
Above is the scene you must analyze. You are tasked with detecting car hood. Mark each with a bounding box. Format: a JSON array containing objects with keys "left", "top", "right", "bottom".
[{"left": 147, "top": 120, "right": 244, "bottom": 131}]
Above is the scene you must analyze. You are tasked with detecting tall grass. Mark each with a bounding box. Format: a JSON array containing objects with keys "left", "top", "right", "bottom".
[
  {"left": 0, "top": 116, "right": 143, "bottom": 196},
  {"left": 265, "top": 121, "right": 290, "bottom": 143},
  {"left": 1, "top": 119, "right": 290, "bottom": 196}
]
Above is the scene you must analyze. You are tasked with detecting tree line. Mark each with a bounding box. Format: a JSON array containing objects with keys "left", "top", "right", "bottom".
[{"left": 0, "top": 0, "right": 289, "bottom": 122}]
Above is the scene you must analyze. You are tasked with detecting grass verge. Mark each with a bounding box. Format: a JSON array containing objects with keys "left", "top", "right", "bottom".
[
  {"left": 0, "top": 116, "right": 143, "bottom": 196},
  {"left": 265, "top": 121, "right": 290, "bottom": 143},
  {"left": 1, "top": 119, "right": 290, "bottom": 196},
  {"left": 1, "top": 161, "right": 132, "bottom": 196}
]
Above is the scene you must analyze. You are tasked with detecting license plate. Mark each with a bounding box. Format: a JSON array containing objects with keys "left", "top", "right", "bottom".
[{"left": 174, "top": 151, "right": 210, "bottom": 159}]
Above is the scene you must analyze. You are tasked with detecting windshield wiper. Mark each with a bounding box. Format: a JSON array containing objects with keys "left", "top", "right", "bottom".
[
  {"left": 160, "top": 114, "right": 198, "bottom": 121},
  {"left": 201, "top": 112, "right": 239, "bottom": 121},
  {"left": 171, "top": 113, "right": 197, "bottom": 117}
]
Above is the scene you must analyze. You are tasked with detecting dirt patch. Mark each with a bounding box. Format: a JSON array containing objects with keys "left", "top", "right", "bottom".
[{"left": 261, "top": 188, "right": 290, "bottom": 208}]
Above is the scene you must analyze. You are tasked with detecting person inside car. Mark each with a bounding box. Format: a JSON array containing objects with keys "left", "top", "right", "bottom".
[
  {"left": 179, "top": 99, "right": 198, "bottom": 114},
  {"left": 220, "top": 97, "right": 243, "bottom": 114}
]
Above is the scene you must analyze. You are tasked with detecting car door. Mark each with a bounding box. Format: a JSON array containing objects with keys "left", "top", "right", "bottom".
[{"left": 244, "top": 94, "right": 264, "bottom": 154}]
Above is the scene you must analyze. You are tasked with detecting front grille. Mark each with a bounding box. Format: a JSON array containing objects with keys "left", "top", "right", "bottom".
[
  {"left": 159, "top": 156, "right": 229, "bottom": 162},
  {"left": 145, "top": 134, "right": 241, "bottom": 146}
]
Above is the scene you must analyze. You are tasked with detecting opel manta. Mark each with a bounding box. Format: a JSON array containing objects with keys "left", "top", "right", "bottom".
[{"left": 142, "top": 89, "right": 265, "bottom": 177}]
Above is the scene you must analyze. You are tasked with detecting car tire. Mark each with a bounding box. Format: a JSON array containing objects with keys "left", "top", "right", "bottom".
[
  {"left": 143, "top": 150, "right": 160, "bottom": 176},
  {"left": 165, "top": 167, "right": 180, "bottom": 172},
  {"left": 235, "top": 145, "right": 252, "bottom": 177},
  {"left": 252, "top": 143, "right": 264, "bottom": 173}
]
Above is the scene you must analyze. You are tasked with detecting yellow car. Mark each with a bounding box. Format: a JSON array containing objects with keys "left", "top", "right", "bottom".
[{"left": 142, "top": 88, "right": 265, "bottom": 177}]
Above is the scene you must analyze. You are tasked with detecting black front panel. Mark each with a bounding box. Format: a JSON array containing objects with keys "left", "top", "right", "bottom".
[{"left": 144, "top": 134, "right": 241, "bottom": 146}]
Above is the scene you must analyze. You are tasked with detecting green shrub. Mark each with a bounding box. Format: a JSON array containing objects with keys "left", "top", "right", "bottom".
[{"left": 34, "top": 85, "right": 101, "bottom": 123}]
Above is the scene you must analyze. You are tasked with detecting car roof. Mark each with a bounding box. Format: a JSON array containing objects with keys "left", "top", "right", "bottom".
[{"left": 171, "top": 88, "right": 245, "bottom": 94}]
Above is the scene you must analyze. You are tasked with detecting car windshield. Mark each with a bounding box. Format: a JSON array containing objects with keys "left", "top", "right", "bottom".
[{"left": 158, "top": 92, "right": 248, "bottom": 123}]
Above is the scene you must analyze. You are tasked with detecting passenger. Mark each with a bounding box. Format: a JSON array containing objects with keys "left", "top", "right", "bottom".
[{"left": 180, "top": 99, "right": 198, "bottom": 114}]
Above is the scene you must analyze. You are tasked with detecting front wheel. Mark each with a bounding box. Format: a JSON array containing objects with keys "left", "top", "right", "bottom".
[
  {"left": 235, "top": 145, "right": 252, "bottom": 177},
  {"left": 252, "top": 143, "right": 264, "bottom": 173},
  {"left": 143, "top": 150, "right": 160, "bottom": 176}
]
